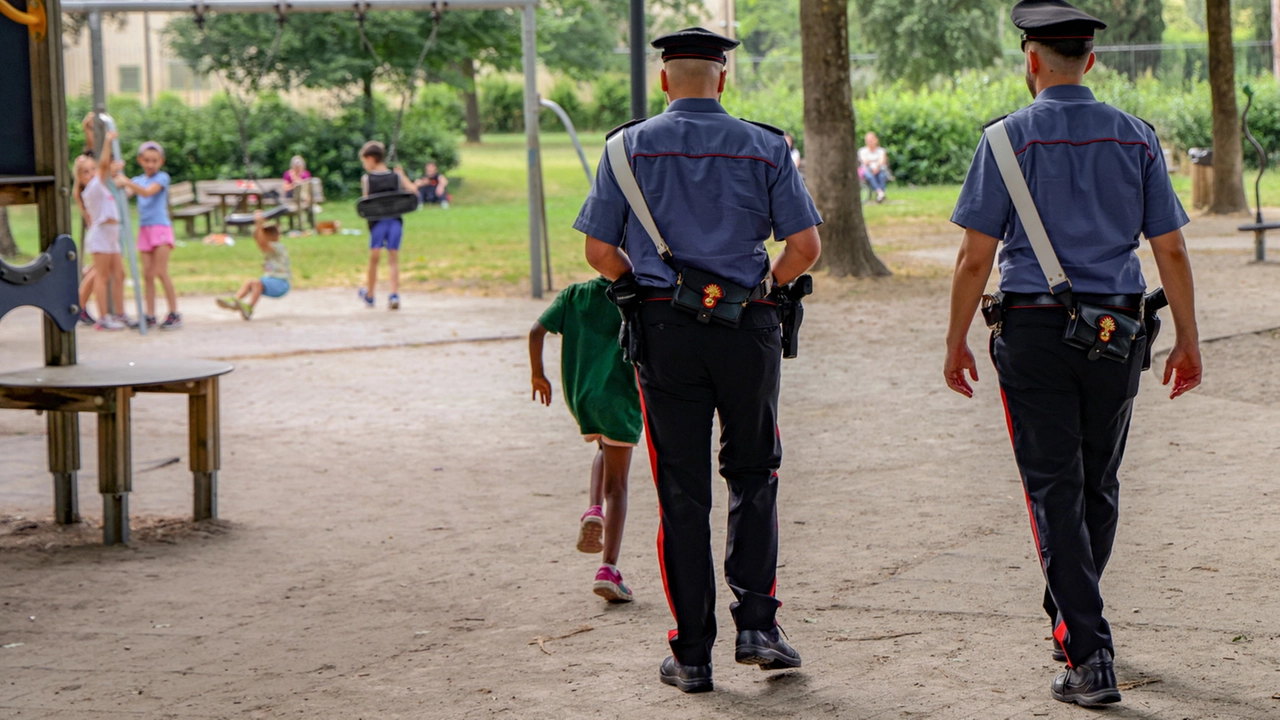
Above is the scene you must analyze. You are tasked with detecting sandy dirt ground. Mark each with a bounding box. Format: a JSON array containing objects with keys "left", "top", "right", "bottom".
[{"left": 1, "top": 216, "right": 1279, "bottom": 719}]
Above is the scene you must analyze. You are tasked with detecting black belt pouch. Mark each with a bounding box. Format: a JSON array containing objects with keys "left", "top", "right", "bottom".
[
  {"left": 672, "top": 266, "right": 751, "bottom": 328},
  {"left": 1063, "top": 301, "right": 1140, "bottom": 363}
]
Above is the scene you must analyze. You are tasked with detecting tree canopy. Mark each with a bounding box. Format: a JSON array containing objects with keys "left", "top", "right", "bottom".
[{"left": 852, "top": 0, "right": 1003, "bottom": 85}]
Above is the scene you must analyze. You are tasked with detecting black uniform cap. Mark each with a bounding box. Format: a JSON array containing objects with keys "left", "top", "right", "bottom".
[
  {"left": 651, "top": 27, "right": 741, "bottom": 64},
  {"left": 1012, "top": 0, "right": 1106, "bottom": 42}
]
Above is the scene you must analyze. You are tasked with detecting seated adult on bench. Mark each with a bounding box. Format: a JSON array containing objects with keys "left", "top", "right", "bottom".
[{"left": 416, "top": 161, "right": 450, "bottom": 209}]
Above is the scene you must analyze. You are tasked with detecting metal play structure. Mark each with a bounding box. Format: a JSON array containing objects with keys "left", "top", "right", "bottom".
[{"left": 61, "top": 0, "right": 561, "bottom": 298}]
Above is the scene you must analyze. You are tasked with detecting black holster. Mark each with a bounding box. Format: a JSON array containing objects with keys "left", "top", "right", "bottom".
[
  {"left": 607, "top": 274, "right": 645, "bottom": 367},
  {"left": 775, "top": 274, "right": 813, "bottom": 359},
  {"left": 1142, "top": 287, "right": 1168, "bottom": 372}
]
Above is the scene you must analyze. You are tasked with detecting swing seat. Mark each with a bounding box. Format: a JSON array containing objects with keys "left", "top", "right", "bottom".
[
  {"left": 357, "top": 191, "right": 420, "bottom": 221},
  {"left": 225, "top": 205, "right": 290, "bottom": 226}
]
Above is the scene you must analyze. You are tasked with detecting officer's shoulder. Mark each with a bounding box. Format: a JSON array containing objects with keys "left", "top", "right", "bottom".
[
  {"left": 740, "top": 119, "right": 784, "bottom": 136},
  {"left": 605, "top": 118, "right": 646, "bottom": 139},
  {"left": 982, "top": 114, "right": 1010, "bottom": 129}
]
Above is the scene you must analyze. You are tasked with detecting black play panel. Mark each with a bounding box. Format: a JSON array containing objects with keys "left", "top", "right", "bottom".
[{"left": 0, "top": 1, "right": 37, "bottom": 177}]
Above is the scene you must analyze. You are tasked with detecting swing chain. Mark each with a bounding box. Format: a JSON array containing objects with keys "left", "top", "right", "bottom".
[{"left": 355, "top": 2, "right": 441, "bottom": 166}]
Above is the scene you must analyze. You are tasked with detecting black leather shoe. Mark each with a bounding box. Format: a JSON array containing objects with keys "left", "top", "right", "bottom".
[
  {"left": 1051, "top": 638, "right": 1067, "bottom": 663},
  {"left": 735, "top": 628, "right": 802, "bottom": 670},
  {"left": 659, "top": 655, "right": 713, "bottom": 693},
  {"left": 1051, "top": 648, "right": 1121, "bottom": 707}
]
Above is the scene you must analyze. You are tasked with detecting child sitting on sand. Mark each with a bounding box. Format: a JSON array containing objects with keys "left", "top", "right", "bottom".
[
  {"left": 216, "top": 211, "right": 291, "bottom": 320},
  {"left": 529, "top": 276, "right": 643, "bottom": 603}
]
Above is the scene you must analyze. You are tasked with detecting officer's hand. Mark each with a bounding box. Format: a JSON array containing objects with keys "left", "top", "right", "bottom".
[
  {"left": 944, "top": 343, "right": 979, "bottom": 398},
  {"left": 532, "top": 375, "right": 553, "bottom": 406},
  {"left": 1163, "top": 341, "right": 1202, "bottom": 400}
]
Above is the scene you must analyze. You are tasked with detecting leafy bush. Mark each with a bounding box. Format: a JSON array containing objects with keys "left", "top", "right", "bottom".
[
  {"left": 70, "top": 88, "right": 460, "bottom": 196},
  {"left": 589, "top": 75, "right": 631, "bottom": 132},
  {"left": 479, "top": 77, "right": 525, "bottom": 133}
]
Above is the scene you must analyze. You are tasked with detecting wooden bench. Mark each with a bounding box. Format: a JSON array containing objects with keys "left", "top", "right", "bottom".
[
  {"left": 0, "top": 359, "right": 234, "bottom": 545},
  {"left": 169, "top": 181, "right": 216, "bottom": 238}
]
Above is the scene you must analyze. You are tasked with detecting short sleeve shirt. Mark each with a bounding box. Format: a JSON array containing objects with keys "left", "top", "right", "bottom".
[
  {"left": 263, "top": 242, "right": 291, "bottom": 280},
  {"left": 131, "top": 171, "right": 171, "bottom": 227},
  {"left": 951, "top": 84, "right": 1189, "bottom": 294},
  {"left": 574, "top": 98, "right": 822, "bottom": 289},
  {"left": 537, "top": 277, "right": 642, "bottom": 444}
]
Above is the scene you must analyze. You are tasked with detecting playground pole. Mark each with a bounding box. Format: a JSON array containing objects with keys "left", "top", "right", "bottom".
[
  {"left": 629, "top": 0, "right": 645, "bottom": 120},
  {"left": 522, "top": 2, "right": 543, "bottom": 298}
]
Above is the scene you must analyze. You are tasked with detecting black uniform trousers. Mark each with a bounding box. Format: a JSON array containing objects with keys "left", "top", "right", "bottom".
[
  {"left": 637, "top": 299, "right": 784, "bottom": 667},
  {"left": 991, "top": 306, "right": 1145, "bottom": 667}
]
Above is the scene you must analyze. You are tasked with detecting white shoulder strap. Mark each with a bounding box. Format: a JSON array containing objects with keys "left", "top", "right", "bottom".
[
  {"left": 606, "top": 130, "right": 673, "bottom": 262},
  {"left": 984, "top": 119, "right": 1072, "bottom": 294}
]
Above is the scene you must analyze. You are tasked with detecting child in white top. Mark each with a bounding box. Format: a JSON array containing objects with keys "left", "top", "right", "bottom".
[{"left": 75, "top": 131, "right": 127, "bottom": 331}]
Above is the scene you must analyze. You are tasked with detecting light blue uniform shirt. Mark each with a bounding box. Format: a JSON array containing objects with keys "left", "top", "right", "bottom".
[
  {"left": 574, "top": 98, "right": 822, "bottom": 289},
  {"left": 951, "top": 85, "right": 1189, "bottom": 294},
  {"left": 131, "top": 171, "right": 171, "bottom": 227}
]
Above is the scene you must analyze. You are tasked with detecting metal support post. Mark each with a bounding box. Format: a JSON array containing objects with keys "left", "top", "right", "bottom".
[
  {"left": 521, "top": 2, "right": 543, "bottom": 298},
  {"left": 31, "top": 0, "right": 81, "bottom": 524},
  {"left": 1256, "top": 229, "right": 1266, "bottom": 262},
  {"left": 629, "top": 0, "right": 646, "bottom": 120}
]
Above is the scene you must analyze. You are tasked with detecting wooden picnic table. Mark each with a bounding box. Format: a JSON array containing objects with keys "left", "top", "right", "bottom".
[
  {"left": 0, "top": 359, "right": 234, "bottom": 545},
  {"left": 200, "top": 180, "right": 268, "bottom": 233}
]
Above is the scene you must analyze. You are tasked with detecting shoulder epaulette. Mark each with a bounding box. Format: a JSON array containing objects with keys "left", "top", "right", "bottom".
[
  {"left": 983, "top": 114, "right": 1010, "bottom": 129},
  {"left": 742, "top": 119, "right": 785, "bottom": 135},
  {"left": 1134, "top": 115, "right": 1156, "bottom": 132},
  {"left": 605, "top": 118, "right": 645, "bottom": 139}
]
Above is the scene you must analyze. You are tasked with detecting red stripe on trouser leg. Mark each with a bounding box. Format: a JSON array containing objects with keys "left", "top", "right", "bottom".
[
  {"left": 1054, "top": 621, "right": 1073, "bottom": 667},
  {"left": 1003, "top": 388, "right": 1069, "bottom": 664},
  {"left": 636, "top": 369, "right": 678, "bottom": 625}
]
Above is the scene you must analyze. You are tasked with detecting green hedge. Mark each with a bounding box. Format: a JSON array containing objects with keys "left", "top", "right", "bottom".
[{"left": 70, "top": 88, "right": 460, "bottom": 196}]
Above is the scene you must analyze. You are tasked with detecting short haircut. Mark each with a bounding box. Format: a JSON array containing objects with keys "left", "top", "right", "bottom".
[
  {"left": 1031, "top": 38, "right": 1093, "bottom": 63},
  {"left": 259, "top": 223, "right": 280, "bottom": 240},
  {"left": 360, "top": 141, "right": 386, "bottom": 162},
  {"left": 664, "top": 58, "right": 724, "bottom": 87}
]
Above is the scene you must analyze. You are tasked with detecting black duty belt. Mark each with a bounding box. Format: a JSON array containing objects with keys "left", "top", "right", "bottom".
[
  {"left": 1004, "top": 292, "right": 1143, "bottom": 313},
  {"left": 638, "top": 283, "right": 771, "bottom": 303}
]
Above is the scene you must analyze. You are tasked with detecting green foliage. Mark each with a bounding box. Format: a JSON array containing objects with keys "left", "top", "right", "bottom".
[
  {"left": 588, "top": 75, "right": 632, "bottom": 132},
  {"left": 721, "top": 80, "right": 805, "bottom": 150},
  {"left": 75, "top": 89, "right": 459, "bottom": 196},
  {"left": 479, "top": 77, "right": 525, "bottom": 134},
  {"left": 854, "top": 0, "right": 1004, "bottom": 86},
  {"left": 543, "top": 80, "right": 587, "bottom": 132}
]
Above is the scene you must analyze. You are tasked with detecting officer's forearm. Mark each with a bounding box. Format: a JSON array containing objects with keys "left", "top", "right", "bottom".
[
  {"left": 946, "top": 229, "right": 999, "bottom": 348},
  {"left": 772, "top": 226, "right": 821, "bottom": 285},
  {"left": 585, "top": 236, "right": 634, "bottom": 281},
  {"left": 1148, "top": 229, "right": 1199, "bottom": 345}
]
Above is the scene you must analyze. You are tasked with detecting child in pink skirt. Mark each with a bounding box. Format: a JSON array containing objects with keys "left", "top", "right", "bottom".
[{"left": 118, "top": 141, "right": 182, "bottom": 330}]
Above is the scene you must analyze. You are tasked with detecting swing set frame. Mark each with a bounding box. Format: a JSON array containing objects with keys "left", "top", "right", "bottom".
[{"left": 62, "top": 0, "right": 555, "bottom": 297}]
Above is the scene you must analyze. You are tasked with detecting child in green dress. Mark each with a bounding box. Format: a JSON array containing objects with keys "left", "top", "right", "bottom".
[{"left": 529, "top": 277, "right": 643, "bottom": 603}]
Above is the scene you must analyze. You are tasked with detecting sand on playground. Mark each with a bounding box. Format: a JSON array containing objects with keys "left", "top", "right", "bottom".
[{"left": 1, "top": 215, "right": 1279, "bottom": 719}]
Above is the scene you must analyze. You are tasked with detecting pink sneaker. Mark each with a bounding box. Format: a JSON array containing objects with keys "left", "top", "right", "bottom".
[
  {"left": 576, "top": 506, "right": 604, "bottom": 554},
  {"left": 593, "top": 565, "right": 634, "bottom": 603}
]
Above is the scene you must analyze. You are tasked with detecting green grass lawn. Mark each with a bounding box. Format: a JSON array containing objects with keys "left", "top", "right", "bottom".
[{"left": 5, "top": 136, "right": 1272, "bottom": 295}]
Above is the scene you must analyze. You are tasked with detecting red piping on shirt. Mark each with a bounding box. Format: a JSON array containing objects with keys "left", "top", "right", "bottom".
[
  {"left": 1015, "top": 138, "right": 1154, "bottom": 160},
  {"left": 632, "top": 151, "right": 778, "bottom": 169}
]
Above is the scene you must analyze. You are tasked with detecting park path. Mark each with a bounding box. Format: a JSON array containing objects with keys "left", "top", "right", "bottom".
[{"left": 1, "top": 223, "right": 1279, "bottom": 719}]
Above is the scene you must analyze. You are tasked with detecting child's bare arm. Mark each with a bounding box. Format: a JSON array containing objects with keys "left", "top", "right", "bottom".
[
  {"left": 529, "top": 321, "right": 552, "bottom": 406},
  {"left": 361, "top": 175, "right": 369, "bottom": 199},
  {"left": 252, "top": 209, "right": 265, "bottom": 238},
  {"left": 98, "top": 131, "right": 116, "bottom": 180},
  {"left": 394, "top": 166, "right": 416, "bottom": 193}
]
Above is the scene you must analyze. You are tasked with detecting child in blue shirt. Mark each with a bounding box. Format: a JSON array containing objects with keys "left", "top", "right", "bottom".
[{"left": 118, "top": 141, "right": 181, "bottom": 330}]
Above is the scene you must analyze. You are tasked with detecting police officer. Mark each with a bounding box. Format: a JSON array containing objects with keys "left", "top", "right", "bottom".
[
  {"left": 576, "top": 28, "right": 822, "bottom": 693},
  {"left": 944, "top": 0, "right": 1203, "bottom": 707}
]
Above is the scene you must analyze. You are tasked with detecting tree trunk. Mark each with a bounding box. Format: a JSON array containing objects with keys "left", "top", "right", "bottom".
[
  {"left": 799, "top": 0, "right": 889, "bottom": 277},
  {"left": 1206, "top": 0, "right": 1249, "bottom": 214},
  {"left": 461, "top": 57, "right": 482, "bottom": 144},
  {"left": 0, "top": 208, "right": 17, "bottom": 259},
  {"left": 361, "top": 72, "right": 377, "bottom": 139}
]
